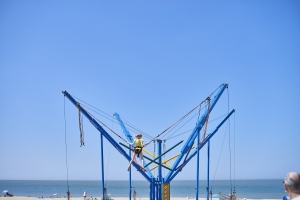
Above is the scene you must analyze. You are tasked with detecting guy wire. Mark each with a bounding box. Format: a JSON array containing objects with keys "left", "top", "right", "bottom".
[{"left": 64, "top": 96, "right": 70, "bottom": 190}]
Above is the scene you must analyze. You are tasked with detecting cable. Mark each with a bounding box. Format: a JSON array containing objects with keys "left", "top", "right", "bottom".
[
  {"left": 73, "top": 97, "right": 153, "bottom": 140},
  {"left": 105, "top": 143, "right": 111, "bottom": 187},
  {"left": 234, "top": 111, "right": 236, "bottom": 192},
  {"left": 164, "top": 109, "right": 202, "bottom": 140},
  {"left": 227, "top": 88, "right": 232, "bottom": 194},
  {"left": 83, "top": 107, "right": 129, "bottom": 143},
  {"left": 211, "top": 121, "right": 229, "bottom": 189},
  {"left": 119, "top": 116, "right": 153, "bottom": 140},
  {"left": 64, "top": 96, "right": 70, "bottom": 198},
  {"left": 163, "top": 113, "right": 228, "bottom": 141},
  {"left": 144, "top": 97, "right": 209, "bottom": 146}
]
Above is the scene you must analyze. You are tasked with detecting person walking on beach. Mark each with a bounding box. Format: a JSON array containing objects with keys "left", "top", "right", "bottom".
[
  {"left": 83, "top": 191, "right": 87, "bottom": 200},
  {"left": 126, "top": 134, "right": 145, "bottom": 171},
  {"left": 283, "top": 172, "right": 300, "bottom": 200}
]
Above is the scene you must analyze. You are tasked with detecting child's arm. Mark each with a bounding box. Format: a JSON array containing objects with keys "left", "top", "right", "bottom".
[
  {"left": 126, "top": 140, "right": 135, "bottom": 146},
  {"left": 142, "top": 139, "right": 145, "bottom": 147}
]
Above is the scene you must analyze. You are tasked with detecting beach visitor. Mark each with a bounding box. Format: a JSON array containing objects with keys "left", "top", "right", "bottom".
[
  {"left": 67, "top": 191, "right": 70, "bottom": 200},
  {"left": 126, "top": 134, "right": 145, "bottom": 171},
  {"left": 83, "top": 191, "right": 87, "bottom": 200},
  {"left": 283, "top": 172, "right": 300, "bottom": 200}
]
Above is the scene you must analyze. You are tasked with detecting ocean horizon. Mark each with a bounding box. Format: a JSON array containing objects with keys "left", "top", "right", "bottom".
[{"left": 0, "top": 180, "right": 286, "bottom": 199}]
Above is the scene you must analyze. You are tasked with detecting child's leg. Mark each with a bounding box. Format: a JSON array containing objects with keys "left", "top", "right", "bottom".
[
  {"left": 127, "top": 152, "right": 136, "bottom": 171},
  {"left": 139, "top": 152, "right": 144, "bottom": 168}
]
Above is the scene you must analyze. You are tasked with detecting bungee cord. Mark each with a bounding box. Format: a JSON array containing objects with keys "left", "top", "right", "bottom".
[
  {"left": 73, "top": 96, "right": 153, "bottom": 140},
  {"left": 160, "top": 113, "right": 229, "bottom": 141},
  {"left": 209, "top": 86, "right": 236, "bottom": 197},
  {"left": 162, "top": 103, "right": 208, "bottom": 141},
  {"left": 78, "top": 105, "right": 85, "bottom": 147},
  {"left": 144, "top": 96, "right": 211, "bottom": 147},
  {"left": 64, "top": 96, "right": 70, "bottom": 200},
  {"left": 71, "top": 84, "right": 225, "bottom": 148}
]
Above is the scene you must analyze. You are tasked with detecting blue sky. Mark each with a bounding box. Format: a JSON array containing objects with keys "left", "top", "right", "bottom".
[{"left": 0, "top": 1, "right": 299, "bottom": 181}]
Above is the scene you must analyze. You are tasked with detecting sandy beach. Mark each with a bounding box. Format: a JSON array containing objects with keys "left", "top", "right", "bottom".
[{"left": 0, "top": 197, "right": 219, "bottom": 200}]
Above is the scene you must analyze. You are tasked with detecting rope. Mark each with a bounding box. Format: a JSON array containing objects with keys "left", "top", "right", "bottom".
[
  {"left": 200, "top": 98, "right": 211, "bottom": 144},
  {"left": 118, "top": 116, "right": 153, "bottom": 140},
  {"left": 83, "top": 107, "right": 129, "bottom": 143},
  {"left": 163, "top": 113, "right": 227, "bottom": 141},
  {"left": 163, "top": 105, "right": 207, "bottom": 141},
  {"left": 144, "top": 106, "right": 196, "bottom": 145},
  {"left": 144, "top": 97, "right": 211, "bottom": 147},
  {"left": 133, "top": 188, "right": 141, "bottom": 200},
  {"left": 64, "top": 96, "right": 70, "bottom": 200},
  {"left": 105, "top": 143, "right": 111, "bottom": 187},
  {"left": 70, "top": 84, "right": 223, "bottom": 146},
  {"left": 233, "top": 112, "right": 236, "bottom": 193},
  {"left": 78, "top": 103, "right": 85, "bottom": 147},
  {"left": 211, "top": 121, "right": 230, "bottom": 190},
  {"left": 227, "top": 88, "right": 232, "bottom": 194},
  {"left": 104, "top": 121, "right": 112, "bottom": 187},
  {"left": 73, "top": 95, "right": 153, "bottom": 140}
]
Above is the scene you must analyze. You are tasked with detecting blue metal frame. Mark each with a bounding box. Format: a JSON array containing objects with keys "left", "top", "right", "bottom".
[
  {"left": 62, "top": 82, "right": 235, "bottom": 200},
  {"left": 165, "top": 83, "right": 228, "bottom": 183},
  {"left": 207, "top": 140, "right": 210, "bottom": 200},
  {"left": 166, "top": 109, "right": 235, "bottom": 183},
  {"left": 62, "top": 91, "right": 151, "bottom": 200}
]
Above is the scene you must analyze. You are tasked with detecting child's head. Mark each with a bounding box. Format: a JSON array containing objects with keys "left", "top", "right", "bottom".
[{"left": 135, "top": 134, "right": 142, "bottom": 138}]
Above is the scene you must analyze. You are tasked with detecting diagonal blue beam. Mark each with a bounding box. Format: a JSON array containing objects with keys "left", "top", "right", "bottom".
[
  {"left": 114, "top": 113, "right": 153, "bottom": 178},
  {"left": 165, "top": 83, "right": 228, "bottom": 183},
  {"left": 114, "top": 113, "right": 134, "bottom": 142},
  {"left": 62, "top": 90, "right": 151, "bottom": 182},
  {"left": 167, "top": 109, "right": 235, "bottom": 183}
]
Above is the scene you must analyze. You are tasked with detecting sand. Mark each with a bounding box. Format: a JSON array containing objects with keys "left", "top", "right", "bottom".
[{"left": 0, "top": 197, "right": 218, "bottom": 200}]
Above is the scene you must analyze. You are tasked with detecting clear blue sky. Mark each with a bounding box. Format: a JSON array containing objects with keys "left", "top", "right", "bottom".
[{"left": 0, "top": 1, "right": 299, "bottom": 181}]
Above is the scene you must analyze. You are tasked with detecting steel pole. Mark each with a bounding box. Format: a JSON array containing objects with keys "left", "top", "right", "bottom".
[
  {"left": 100, "top": 132, "right": 105, "bottom": 200},
  {"left": 207, "top": 140, "right": 210, "bottom": 200},
  {"left": 157, "top": 140, "right": 162, "bottom": 200},
  {"left": 129, "top": 147, "right": 132, "bottom": 200},
  {"left": 196, "top": 131, "right": 200, "bottom": 200}
]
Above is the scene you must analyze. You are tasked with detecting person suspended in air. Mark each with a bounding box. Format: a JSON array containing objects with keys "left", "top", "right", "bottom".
[{"left": 126, "top": 134, "right": 145, "bottom": 171}]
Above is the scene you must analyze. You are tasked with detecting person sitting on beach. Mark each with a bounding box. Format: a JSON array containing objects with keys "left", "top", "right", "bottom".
[
  {"left": 283, "top": 172, "right": 300, "bottom": 200},
  {"left": 126, "top": 134, "right": 145, "bottom": 171}
]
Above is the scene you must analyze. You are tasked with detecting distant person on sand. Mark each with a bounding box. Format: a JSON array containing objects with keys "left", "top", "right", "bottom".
[
  {"left": 126, "top": 134, "right": 145, "bottom": 171},
  {"left": 67, "top": 191, "right": 70, "bottom": 200},
  {"left": 283, "top": 172, "right": 300, "bottom": 200},
  {"left": 83, "top": 191, "right": 87, "bottom": 200}
]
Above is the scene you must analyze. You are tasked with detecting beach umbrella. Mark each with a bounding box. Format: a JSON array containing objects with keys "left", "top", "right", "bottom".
[
  {"left": 2, "top": 190, "right": 9, "bottom": 193},
  {"left": 212, "top": 194, "right": 220, "bottom": 198},
  {"left": 53, "top": 193, "right": 60, "bottom": 197}
]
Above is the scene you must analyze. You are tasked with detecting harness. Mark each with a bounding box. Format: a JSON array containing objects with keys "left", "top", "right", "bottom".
[{"left": 134, "top": 146, "right": 143, "bottom": 154}]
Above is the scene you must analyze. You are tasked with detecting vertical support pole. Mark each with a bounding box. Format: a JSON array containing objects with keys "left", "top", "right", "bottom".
[
  {"left": 100, "top": 132, "right": 105, "bottom": 200},
  {"left": 149, "top": 181, "right": 152, "bottom": 200},
  {"left": 129, "top": 147, "right": 132, "bottom": 200},
  {"left": 196, "top": 132, "right": 200, "bottom": 200},
  {"left": 157, "top": 139, "right": 162, "bottom": 200},
  {"left": 156, "top": 183, "right": 158, "bottom": 200},
  {"left": 151, "top": 178, "right": 155, "bottom": 200},
  {"left": 206, "top": 140, "right": 210, "bottom": 200}
]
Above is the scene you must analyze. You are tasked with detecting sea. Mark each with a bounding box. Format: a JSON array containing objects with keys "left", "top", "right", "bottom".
[{"left": 0, "top": 180, "right": 286, "bottom": 199}]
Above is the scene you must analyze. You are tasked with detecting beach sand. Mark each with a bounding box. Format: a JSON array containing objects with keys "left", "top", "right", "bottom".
[{"left": 0, "top": 197, "right": 219, "bottom": 200}]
